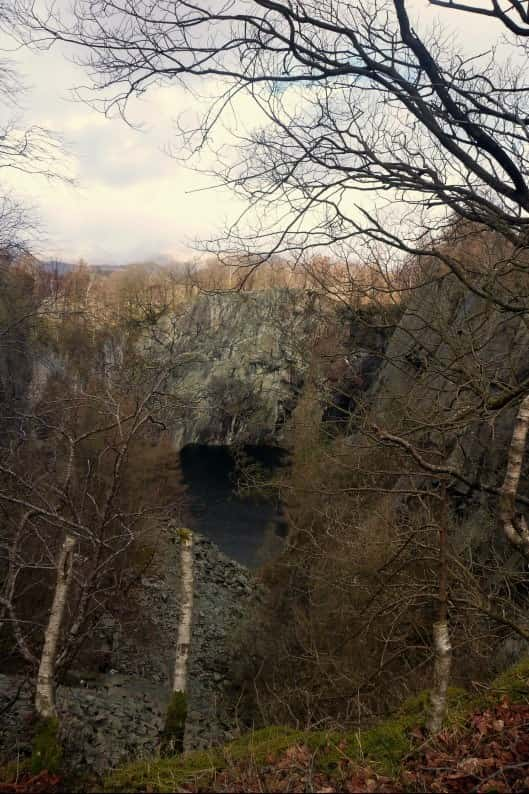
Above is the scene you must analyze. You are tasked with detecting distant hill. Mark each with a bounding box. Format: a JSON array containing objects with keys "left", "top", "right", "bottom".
[
  {"left": 40, "top": 260, "right": 126, "bottom": 276},
  {"left": 40, "top": 259, "right": 75, "bottom": 275},
  {"left": 88, "top": 264, "right": 125, "bottom": 275}
]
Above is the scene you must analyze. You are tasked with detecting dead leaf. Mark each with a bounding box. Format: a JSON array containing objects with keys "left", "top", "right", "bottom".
[{"left": 493, "top": 719, "right": 505, "bottom": 731}]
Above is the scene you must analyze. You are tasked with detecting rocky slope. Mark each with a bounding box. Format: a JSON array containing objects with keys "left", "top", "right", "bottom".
[{"left": 0, "top": 533, "right": 259, "bottom": 776}]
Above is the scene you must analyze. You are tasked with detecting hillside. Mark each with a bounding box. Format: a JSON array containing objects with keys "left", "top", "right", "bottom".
[{"left": 3, "top": 658, "right": 528, "bottom": 793}]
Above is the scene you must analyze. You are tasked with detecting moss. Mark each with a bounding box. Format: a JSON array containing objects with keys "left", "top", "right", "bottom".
[
  {"left": 106, "top": 728, "right": 306, "bottom": 792},
  {"left": 0, "top": 758, "right": 31, "bottom": 784},
  {"left": 399, "top": 686, "right": 470, "bottom": 727},
  {"left": 357, "top": 720, "right": 411, "bottom": 774},
  {"left": 487, "top": 656, "right": 529, "bottom": 704},
  {"left": 105, "top": 750, "right": 224, "bottom": 793},
  {"left": 458, "top": 656, "right": 529, "bottom": 716},
  {"left": 305, "top": 732, "right": 351, "bottom": 775},
  {"left": 105, "top": 662, "right": 529, "bottom": 792},
  {"left": 104, "top": 720, "right": 414, "bottom": 789},
  {"left": 313, "top": 687, "right": 471, "bottom": 778},
  {"left": 106, "top": 723, "right": 415, "bottom": 791},
  {"left": 161, "top": 691, "right": 187, "bottom": 754},
  {"left": 228, "top": 725, "right": 304, "bottom": 762},
  {"left": 30, "top": 717, "right": 62, "bottom": 775}
]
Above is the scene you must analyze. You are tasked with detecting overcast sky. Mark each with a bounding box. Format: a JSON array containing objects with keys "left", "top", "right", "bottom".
[
  {"left": 0, "top": 2, "right": 501, "bottom": 266},
  {"left": 0, "top": 29, "right": 247, "bottom": 265}
]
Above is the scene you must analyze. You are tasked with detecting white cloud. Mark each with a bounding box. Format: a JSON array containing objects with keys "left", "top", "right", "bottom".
[{"left": 0, "top": 31, "right": 246, "bottom": 264}]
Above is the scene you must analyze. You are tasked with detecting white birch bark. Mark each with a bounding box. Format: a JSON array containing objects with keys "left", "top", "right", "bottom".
[
  {"left": 35, "top": 535, "right": 76, "bottom": 720},
  {"left": 173, "top": 530, "right": 194, "bottom": 694},
  {"left": 499, "top": 394, "right": 529, "bottom": 560},
  {"left": 428, "top": 620, "right": 452, "bottom": 733}
]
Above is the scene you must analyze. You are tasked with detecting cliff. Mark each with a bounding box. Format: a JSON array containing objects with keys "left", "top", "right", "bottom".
[
  {"left": 366, "top": 270, "right": 529, "bottom": 513},
  {"left": 142, "top": 288, "right": 338, "bottom": 450}
]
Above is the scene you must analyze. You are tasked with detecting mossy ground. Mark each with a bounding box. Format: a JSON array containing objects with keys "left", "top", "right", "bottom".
[
  {"left": 101, "top": 696, "right": 452, "bottom": 790},
  {"left": 483, "top": 656, "right": 529, "bottom": 705},
  {"left": 0, "top": 758, "right": 31, "bottom": 784},
  {"left": 105, "top": 660, "right": 529, "bottom": 793},
  {"left": 1, "top": 659, "right": 524, "bottom": 792},
  {"left": 0, "top": 717, "right": 63, "bottom": 785}
]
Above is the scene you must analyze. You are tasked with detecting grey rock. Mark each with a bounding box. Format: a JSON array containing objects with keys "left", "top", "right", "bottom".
[
  {"left": 140, "top": 289, "right": 333, "bottom": 450},
  {"left": 0, "top": 532, "right": 258, "bottom": 776}
]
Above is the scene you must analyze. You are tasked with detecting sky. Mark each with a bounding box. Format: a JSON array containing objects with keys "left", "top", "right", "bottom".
[
  {"left": 0, "top": 30, "right": 247, "bottom": 265},
  {"left": 0, "top": 2, "right": 502, "bottom": 266}
]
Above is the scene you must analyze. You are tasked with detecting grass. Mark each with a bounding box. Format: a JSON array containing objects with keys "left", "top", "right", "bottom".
[
  {"left": 102, "top": 694, "right": 459, "bottom": 791},
  {"left": 3, "top": 658, "right": 527, "bottom": 792},
  {"left": 104, "top": 661, "right": 529, "bottom": 793}
]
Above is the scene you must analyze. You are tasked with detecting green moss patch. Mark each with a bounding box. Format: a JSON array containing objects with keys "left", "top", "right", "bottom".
[
  {"left": 103, "top": 718, "right": 425, "bottom": 790},
  {"left": 0, "top": 758, "right": 31, "bottom": 784},
  {"left": 487, "top": 657, "right": 529, "bottom": 703},
  {"left": 227, "top": 725, "right": 304, "bottom": 762},
  {"left": 105, "top": 749, "right": 224, "bottom": 793},
  {"left": 161, "top": 691, "right": 187, "bottom": 754},
  {"left": 30, "top": 717, "right": 62, "bottom": 775},
  {"left": 105, "top": 660, "right": 529, "bottom": 792}
]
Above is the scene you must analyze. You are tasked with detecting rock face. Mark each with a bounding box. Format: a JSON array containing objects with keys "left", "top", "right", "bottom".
[
  {"left": 16, "top": 289, "right": 387, "bottom": 454},
  {"left": 143, "top": 289, "right": 334, "bottom": 450},
  {"left": 366, "top": 272, "right": 529, "bottom": 509}
]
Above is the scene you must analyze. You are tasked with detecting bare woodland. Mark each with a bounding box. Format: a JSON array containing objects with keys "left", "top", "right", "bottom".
[{"left": 2, "top": 0, "right": 529, "bottom": 785}]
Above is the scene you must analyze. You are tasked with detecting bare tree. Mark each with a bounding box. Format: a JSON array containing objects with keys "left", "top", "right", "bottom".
[
  {"left": 9, "top": 1, "right": 529, "bottom": 301},
  {"left": 35, "top": 535, "right": 76, "bottom": 720},
  {"left": 172, "top": 530, "right": 194, "bottom": 698},
  {"left": 163, "top": 528, "right": 194, "bottom": 753},
  {"left": 12, "top": 0, "right": 529, "bottom": 733},
  {"left": 430, "top": 0, "right": 529, "bottom": 35},
  {"left": 499, "top": 394, "right": 529, "bottom": 560},
  {"left": 428, "top": 488, "right": 452, "bottom": 733},
  {"left": 0, "top": 354, "right": 184, "bottom": 718}
]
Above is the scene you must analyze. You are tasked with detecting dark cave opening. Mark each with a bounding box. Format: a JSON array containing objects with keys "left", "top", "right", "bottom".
[{"left": 180, "top": 444, "right": 287, "bottom": 568}]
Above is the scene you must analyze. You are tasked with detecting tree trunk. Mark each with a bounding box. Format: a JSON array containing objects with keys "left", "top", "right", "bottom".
[
  {"left": 428, "top": 620, "right": 452, "bottom": 733},
  {"left": 164, "top": 529, "right": 194, "bottom": 753},
  {"left": 35, "top": 535, "right": 75, "bottom": 720},
  {"left": 428, "top": 497, "right": 452, "bottom": 734},
  {"left": 499, "top": 393, "right": 529, "bottom": 560},
  {"left": 173, "top": 530, "right": 194, "bottom": 694}
]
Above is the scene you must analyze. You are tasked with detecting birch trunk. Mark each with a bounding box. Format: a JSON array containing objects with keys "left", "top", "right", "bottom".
[
  {"left": 164, "top": 530, "right": 194, "bottom": 753},
  {"left": 35, "top": 535, "right": 76, "bottom": 720},
  {"left": 428, "top": 494, "right": 452, "bottom": 734},
  {"left": 499, "top": 394, "right": 529, "bottom": 560},
  {"left": 428, "top": 620, "right": 452, "bottom": 733},
  {"left": 173, "top": 530, "right": 194, "bottom": 694}
]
